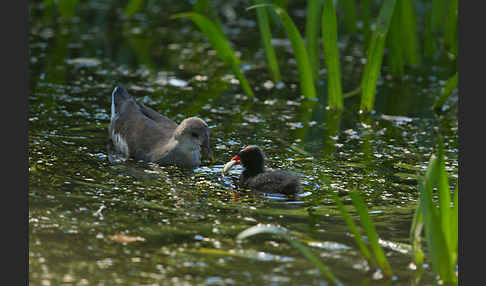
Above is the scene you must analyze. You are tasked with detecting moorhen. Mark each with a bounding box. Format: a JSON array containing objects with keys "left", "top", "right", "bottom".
[
  {"left": 222, "top": 145, "right": 302, "bottom": 195},
  {"left": 109, "top": 86, "right": 211, "bottom": 169}
]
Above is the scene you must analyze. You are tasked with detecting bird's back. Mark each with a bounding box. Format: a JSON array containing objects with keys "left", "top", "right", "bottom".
[
  {"left": 109, "top": 86, "right": 178, "bottom": 161},
  {"left": 242, "top": 169, "right": 302, "bottom": 195}
]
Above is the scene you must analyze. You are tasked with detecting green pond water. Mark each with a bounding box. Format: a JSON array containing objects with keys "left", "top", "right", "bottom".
[{"left": 29, "top": 1, "right": 458, "bottom": 285}]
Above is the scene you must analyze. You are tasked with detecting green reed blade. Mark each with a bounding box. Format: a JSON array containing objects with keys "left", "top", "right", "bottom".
[
  {"left": 436, "top": 140, "right": 452, "bottom": 256},
  {"left": 252, "top": 0, "right": 281, "bottom": 83},
  {"left": 172, "top": 12, "right": 254, "bottom": 98},
  {"left": 399, "top": 0, "right": 421, "bottom": 66},
  {"left": 341, "top": 0, "right": 358, "bottom": 34},
  {"left": 321, "top": 0, "right": 343, "bottom": 109},
  {"left": 237, "top": 225, "right": 339, "bottom": 284},
  {"left": 271, "top": 0, "right": 287, "bottom": 9},
  {"left": 434, "top": 72, "right": 458, "bottom": 110},
  {"left": 248, "top": 4, "right": 317, "bottom": 99},
  {"left": 124, "top": 0, "right": 144, "bottom": 17},
  {"left": 450, "top": 183, "right": 458, "bottom": 266},
  {"left": 410, "top": 195, "right": 424, "bottom": 266},
  {"left": 193, "top": 0, "right": 209, "bottom": 15},
  {"left": 360, "top": 0, "right": 396, "bottom": 112},
  {"left": 343, "top": 86, "right": 361, "bottom": 99},
  {"left": 420, "top": 154, "right": 455, "bottom": 283},
  {"left": 445, "top": 0, "right": 458, "bottom": 55},
  {"left": 361, "top": 0, "right": 372, "bottom": 49},
  {"left": 418, "top": 178, "right": 446, "bottom": 277},
  {"left": 387, "top": 5, "right": 404, "bottom": 76},
  {"left": 350, "top": 190, "right": 393, "bottom": 277},
  {"left": 423, "top": 10, "right": 436, "bottom": 59},
  {"left": 333, "top": 193, "right": 374, "bottom": 266},
  {"left": 305, "top": 0, "right": 322, "bottom": 79},
  {"left": 231, "top": 62, "right": 256, "bottom": 99},
  {"left": 172, "top": 13, "right": 235, "bottom": 63},
  {"left": 192, "top": 0, "right": 225, "bottom": 36},
  {"left": 431, "top": 0, "right": 446, "bottom": 35}
]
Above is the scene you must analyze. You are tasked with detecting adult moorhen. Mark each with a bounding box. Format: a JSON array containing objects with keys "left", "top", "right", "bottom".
[
  {"left": 109, "top": 86, "right": 211, "bottom": 169},
  {"left": 222, "top": 145, "right": 302, "bottom": 195}
]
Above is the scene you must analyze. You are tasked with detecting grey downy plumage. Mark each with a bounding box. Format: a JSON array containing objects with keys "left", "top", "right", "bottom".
[{"left": 109, "top": 86, "right": 211, "bottom": 169}]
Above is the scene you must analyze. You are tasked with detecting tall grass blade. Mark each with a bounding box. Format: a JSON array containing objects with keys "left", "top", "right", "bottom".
[
  {"left": 360, "top": 0, "right": 396, "bottom": 112},
  {"left": 172, "top": 12, "right": 255, "bottom": 98},
  {"left": 433, "top": 72, "right": 458, "bottom": 110},
  {"left": 361, "top": 0, "right": 372, "bottom": 50},
  {"left": 231, "top": 62, "right": 255, "bottom": 98},
  {"left": 271, "top": 0, "right": 287, "bottom": 9},
  {"left": 436, "top": 140, "right": 452, "bottom": 256},
  {"left": 332, "top": 193, "right": 374, "bottom": 266},
  {"left": 341, "top": 0, "right": 358, "bottom": 34},
  {"left": 193, "top": 0, "right": 209, "bottom": 15},
  {"left": 350, "top": 190, "right": 393, "bottom": 277},
  {"left": 420, "top": 154, "right": 455, "bottom": 282},
  {"left": 248, "top": 4, "right": 317, "bottom": 99},
  {"left": 450, "top": 184, "right": 458, "bottom": 266},
  {"left": 410, "top": 196, "right": 424, "bottom": 266},
  {"left": 305, "top": 0, "right": 322, "bottom": 79},
  {"left": 431, "top": 0, "right": 446, "bottom": 35},
  {"left": 252, "top": 0, "right": 282, "bottom": 83},
  {"left": 423, "top": 10, "right": 436, "bottom": 59},
  {"left": 387, "top": 5, "right": 404, "bottom": 76},
  {"left": 237, "top": 224, "right": 339, "bottom": 284},
  {"left": 124, "top": 0, "right": 144, "bottom": 17},
  {"left": 321, "top": 0, "right": 343, "bottom": 109},
  {"left": 193, "top": 0, "right": 225, "bottom": 34},
  {"left": 399, "top": 0, "right": 421, "bottom": 66}
]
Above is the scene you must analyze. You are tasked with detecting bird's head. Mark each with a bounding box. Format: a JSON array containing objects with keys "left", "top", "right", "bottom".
[
  {"left": 174, "top": 117, "right": 212, "bottom": 159},
  {"left": 222, "top": 145, "right": 265, "bottom": 176}
]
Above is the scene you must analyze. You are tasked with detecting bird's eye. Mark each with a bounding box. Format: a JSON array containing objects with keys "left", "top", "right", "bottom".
[{"left": 191, "top": 132, "right": 199, "bottom": 138}]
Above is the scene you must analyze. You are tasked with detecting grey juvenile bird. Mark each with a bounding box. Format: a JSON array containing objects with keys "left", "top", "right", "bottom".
[{"left": 109, "top": 86, "right": 211, "bottom": 169}]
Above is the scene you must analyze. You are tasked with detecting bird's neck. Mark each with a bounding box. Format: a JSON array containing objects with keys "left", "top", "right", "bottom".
[{"left": 243, "top": 165, "right": 265, "bottom": 177}]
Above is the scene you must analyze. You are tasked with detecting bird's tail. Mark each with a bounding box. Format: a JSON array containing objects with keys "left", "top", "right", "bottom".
[
  {"left": 111, "top": 85, "right": 130, "bottom": 120},
  {"left": 281, "top": 179, "right": 302, "bottom": 195}
]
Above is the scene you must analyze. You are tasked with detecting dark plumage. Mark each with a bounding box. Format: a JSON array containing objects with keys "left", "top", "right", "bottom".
[
  {"left": 109, "top": 86, "right": 211, "bottom": 169},
  {"left": 222, "top": 145, "right": 302, "bottom": 196}
]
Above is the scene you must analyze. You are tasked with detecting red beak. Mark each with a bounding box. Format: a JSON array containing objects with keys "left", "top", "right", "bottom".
[{"left": 231, "top": 155, "right": 241, "bottom": 164}]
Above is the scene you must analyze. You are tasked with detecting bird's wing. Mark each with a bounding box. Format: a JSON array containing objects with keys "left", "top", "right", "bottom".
[
  {"left": 111, "top": 97, "right": 177, "bottom": 160},
  {"left": 248, "top": 171, "right": 300, "bottom": 194},
  {"left": 138, "top": 102, "right": 178, "bottom": 131}
]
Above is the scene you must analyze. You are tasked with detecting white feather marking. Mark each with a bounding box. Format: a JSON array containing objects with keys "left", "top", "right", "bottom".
[
  {"left": 111, "top": 130, "right": 129, "bottom": 156},
  {"left": 111, "top": 87, "right": 119, "bottom": 120}
]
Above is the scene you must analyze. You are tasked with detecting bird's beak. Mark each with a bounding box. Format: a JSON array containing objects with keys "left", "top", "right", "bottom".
[{"left": 222, "top": 155, "right": 240, "bottom": 176}]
